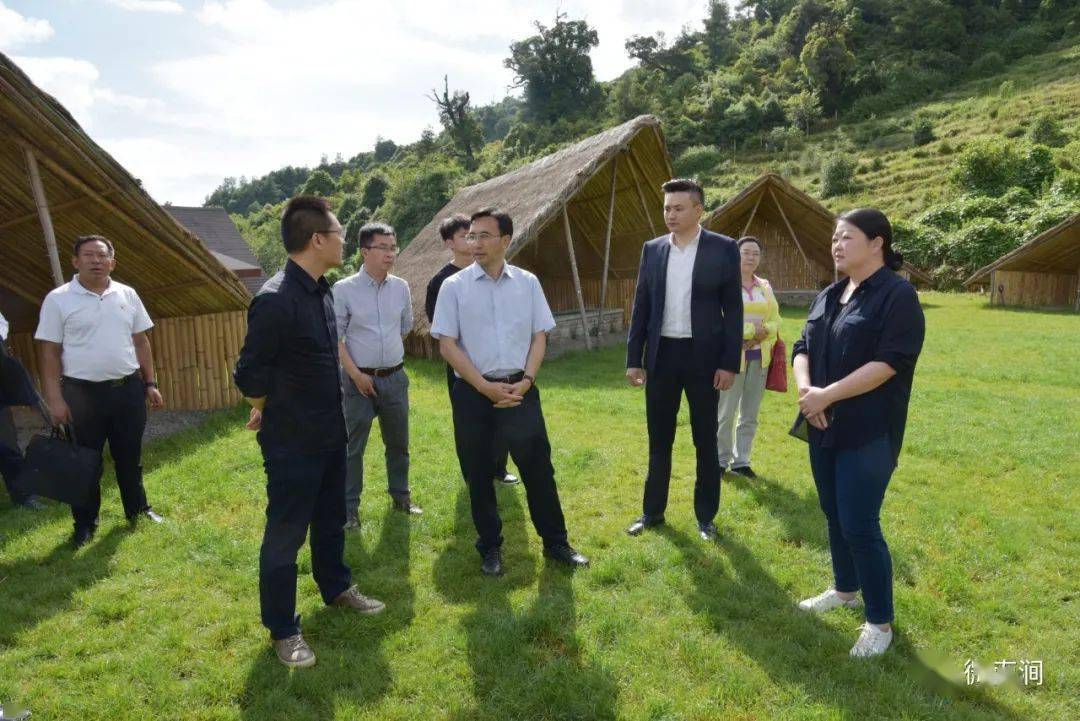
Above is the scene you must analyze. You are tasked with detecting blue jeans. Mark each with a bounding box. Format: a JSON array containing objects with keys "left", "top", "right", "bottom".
[
  {"left": 259, "top": 446, "right": 352, "bottom": 640},
  {"left": 808, "top": 435, "right": 895, "bottom": 624}
]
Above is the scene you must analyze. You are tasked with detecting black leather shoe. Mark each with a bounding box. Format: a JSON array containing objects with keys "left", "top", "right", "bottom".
[
  {"left": 130, "top": 508, "right": 164, "bottom": 524},
  {"left": 71, "top": 525, "right": 96, "bottom": 548},
  {"left": 626, "top": 515, "right": 664, "bottom": 536},
  {"left": 16, "top": 496, "right": 46, "bottom": 511},
  {"left": 698, "top": 521, "right": 719, "bottom": 542},
  {"left": 481, "top": 548, "right": 503, "bottom": 576},
  {"left": 392, "top": 496, "right": 423, "bottom": 515},
  {"left": 730, "top": 466, "right": 757, "bottom": 479},
  {"left": 543, "top": 544, "right": 590, "bottom": 567}
]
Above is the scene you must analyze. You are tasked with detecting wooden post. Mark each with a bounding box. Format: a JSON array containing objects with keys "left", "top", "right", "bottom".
[
  {"left": 740, "top": 189, "right": 763, "bottom": 237},
  {"left": 562, "top": 206, "right": 592, "bottom": 350},
  {"left": 597, "top": 155, "right": 618, "bottom": 337},
  {"left": 768, "top": 187, "right": 813, "bottom": 273},
  {"left": 25, "top": 148, "right": 64, "bottom": 287},
  {"left": 627, "top": 150, "right": 658, "bottom": 236}
]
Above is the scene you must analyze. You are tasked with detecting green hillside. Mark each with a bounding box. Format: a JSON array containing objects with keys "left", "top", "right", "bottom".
[{"left": 703, "top": 42, "right": 1080, "bottom": 219}]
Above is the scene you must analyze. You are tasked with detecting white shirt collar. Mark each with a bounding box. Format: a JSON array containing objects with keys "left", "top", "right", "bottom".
[
  {"left": 73, "top": 275, "right": 115, "bottom": 296},
  {"left": 471, "top": 261, "right": 514, "bottom": 282},
  {"left": 668, "top": 226, "right": 702, "bottom": 250}
]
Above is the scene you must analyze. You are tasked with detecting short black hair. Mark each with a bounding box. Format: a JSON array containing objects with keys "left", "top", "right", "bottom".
[
  {"left": 470, "top": 207, "right": 513, "bottom": 238},
  {"left": 837, "top": 208, "right": 903, "bottom": 271},
  {"left": 358, "top": 222, "right": 396, "bottom": 249},
  {"left": 281, "top": 195, "right": 333, "bottom": 254},
  {"left": 74, "top": 234, "right": 114, "bottom": 256},
  {"left": 661, "top": 178, "right": 705, "bottom": 206},
  {"left": 438, "top": 213, "right": 471, "bottom": 241},
  {"left": 737, "top": 236, "right": 762, "bottom": 250}
]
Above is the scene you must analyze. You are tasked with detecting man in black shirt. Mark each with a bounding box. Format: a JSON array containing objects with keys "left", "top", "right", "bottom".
[
  {"left": 425, "top": 213, "right": 517, "bottom": 485},
  {"left": 235, "top": 196, "right": 385, "bottom": 669}
]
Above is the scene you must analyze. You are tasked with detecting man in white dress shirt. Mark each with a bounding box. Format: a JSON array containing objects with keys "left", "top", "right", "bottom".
[
  {"left": 334, "top": 222, "right": 421, "bottom": 530},
  {"left": 35, "top": 235, "right": 164, "bottom": 547},
  {"left": 431, "top": 207, "right": 589, "bottom": 576},
  {"left": 625, "top": 179, "right": 743, "bottom": 541}
]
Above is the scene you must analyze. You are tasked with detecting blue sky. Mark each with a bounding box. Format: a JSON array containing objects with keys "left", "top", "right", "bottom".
[{"left": 2, "top": 0, "right": 706, "bottom": 205}]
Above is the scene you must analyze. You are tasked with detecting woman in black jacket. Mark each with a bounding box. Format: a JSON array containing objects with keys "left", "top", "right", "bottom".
[{"left": 791, "top": 209, "right": 925, "bottom": 658}]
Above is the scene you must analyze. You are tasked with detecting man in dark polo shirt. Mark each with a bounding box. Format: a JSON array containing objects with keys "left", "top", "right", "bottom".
[
  {"left": 235, "top": 196, "right": 385, "bottom": 669},
  {"left": 425, "top": 213, "right": 517, "bottom": 486}
]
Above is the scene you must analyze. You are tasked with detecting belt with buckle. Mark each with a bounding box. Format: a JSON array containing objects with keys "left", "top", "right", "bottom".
[
  {"left": 62, "top": 373, "right": 139, "bottom": 388},
  {"left": 482, "top": 371, "right": 525, "bottom": 384},
  {"left": 357, "top": 363, "right": 404, "bottom": 378}
]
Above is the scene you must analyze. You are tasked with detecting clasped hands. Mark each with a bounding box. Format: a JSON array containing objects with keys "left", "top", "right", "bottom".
[
  {"left": 798, "top": 384, "right": 833, "bottom": 429},
  {"left": 482, "top": 378, "right": 532, "bottom": 408}
]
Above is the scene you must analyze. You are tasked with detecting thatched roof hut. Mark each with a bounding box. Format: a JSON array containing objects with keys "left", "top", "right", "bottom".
[
  {"left": 964, "top": 213, "right": 1079, "bottom": 309},
  {"left": 705, "top": 173, "right": 932, "bottom": 304},
  {"left": 0, "top": 52, "right": 249, "bottom": 409},
  {"left": 395, "top": 114, "right": 672, "bottom": 356}
]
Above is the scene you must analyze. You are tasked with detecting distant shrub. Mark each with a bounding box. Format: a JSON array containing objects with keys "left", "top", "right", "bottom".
[
  {"left": 1029, "top": 114, "right": 1069, "bottom": 147},
  {"left": 998, "top": 80, "right": 1016, "bottom": 98},
  {"left": 947, "top": 219, "right": 1021, "bottom": 273},
  {"left": 970, "top": 51, "right": 1005, "bottom": 77},
  {"left": 870, "top": 157, "right": 884, "bottom": 171},
  {"left": 821, "top": 154, "right": 857, "bottom": 198},
  {"left": 918, "top": 205, "right": 962, "bottom": 231},
  {"left": 674, "top": 145, "right": 724, "bottom": 179},
  {"left": 938, "top": 141, "right": 954, "bottom": 155},
  {"left": 912, "top": 117, "right": 935, "bottom": 146},
  {"left": 1004, "top": 126, "right": 1025, "bottom": 138},
  {"left": 952, "top": 139, "right": 1057, "bottom": 196},
  {"left": 1050, "top": 170, "right": 1080, "bottom": 199},
  {"left": 956, "top": 195, "right": 1010, "bottom": 223},
  {"left": 1003, "top": 25, "right": 1045, "bottom": 60}
]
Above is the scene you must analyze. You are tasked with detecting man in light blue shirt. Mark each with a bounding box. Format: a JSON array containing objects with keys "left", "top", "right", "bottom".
[
  {"left": 334, "top": 223, "right": 420, "bottom": 529},
  {"left": 431, "top": 207, "right": 589, "bottom": 576}
]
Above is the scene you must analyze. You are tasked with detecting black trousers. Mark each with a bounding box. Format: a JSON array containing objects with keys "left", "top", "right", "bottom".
[
  {"left": 259, "top": 445, "right": 352, "bottom": 640},
  {"left": 0, "top": 404, "right": 26, "bottom": 505},
  {"left": 643, "top": 337, "right": 722, "bottom": 524},
  {"left": 446, "top": 364, "right": 509, "bottom": 478},
  {"left": 62, "top": 375, "right": 150, "bottom": 529},
  {"left": 450, "top": 378, "right": 568, "bottom": 554}
]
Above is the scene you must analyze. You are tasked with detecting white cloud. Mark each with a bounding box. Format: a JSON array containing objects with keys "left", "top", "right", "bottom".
[
  {"left": 0, "top": 1, "right": 54, "bottom": 50},
  {"left": 9, "top": 0, "right": 707, "bottom": 204},
  {"left": 12, "top": 56, "right": 162, "bottom": 131},
  {"left": 105, "top": 0, "right": 184, "bottom": 13}
]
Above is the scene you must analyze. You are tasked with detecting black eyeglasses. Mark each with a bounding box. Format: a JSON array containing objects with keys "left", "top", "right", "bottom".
[{"left": 318, "top": 228, "right": 344, "bottom": 237}]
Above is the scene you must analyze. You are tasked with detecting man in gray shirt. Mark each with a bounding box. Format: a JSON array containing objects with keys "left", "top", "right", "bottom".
[
  {"left": 334, "top": 223, "right": 421, "bottom": 530},
  {"left": 431, "top": 207, "right": 589, "bottom": 576}
]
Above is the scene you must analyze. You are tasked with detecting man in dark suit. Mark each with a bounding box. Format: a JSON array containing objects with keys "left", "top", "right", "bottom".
[{"left": 625, "top": 178, "right": 743, "bottom": 541}]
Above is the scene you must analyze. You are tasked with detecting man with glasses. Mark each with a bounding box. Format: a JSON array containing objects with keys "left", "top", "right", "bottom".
[
  {"left": 425, "top": 213, "right": 517, "bottom": 486},
  {"left": 334, "top": 222, "right": 420, "bottom": 531},
  {"left": 431, "top": 207, "right": 589, "bottom": 576},
  {"left": 235, "top": 196, "right": 385, "bottom": 670}
]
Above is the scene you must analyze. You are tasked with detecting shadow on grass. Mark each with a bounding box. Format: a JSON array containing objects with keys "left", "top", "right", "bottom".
[
  {"left": 727, "top": 471, "right": 829, "bottom": 551},
  {"left": 662, "top": 527, "right": 1022, "bottom": 720},
  {"left": 0, "top": 525, "right": 125, "bottom": 648},
  {"left": 432, "top": 484, "right": 618, "bottom": 720},
  {"left": 237, "top": 505, "right": 414, "bottom": 720}
]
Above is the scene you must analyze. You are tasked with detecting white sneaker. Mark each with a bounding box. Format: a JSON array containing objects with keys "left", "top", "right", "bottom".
[
  {"left": 850, "top": 622, "right": 893, "bottom": 657},
  {"left": 797, "top": 588, "right": 862, "bottom": 613}
]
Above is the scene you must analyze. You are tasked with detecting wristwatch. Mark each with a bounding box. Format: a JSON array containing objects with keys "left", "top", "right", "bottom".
[
  {"left": 145, "top": 380, "right": 159, "bottom": 388},
  {"left": 522, "top": 374, "right": 535, "bottom": 386}
]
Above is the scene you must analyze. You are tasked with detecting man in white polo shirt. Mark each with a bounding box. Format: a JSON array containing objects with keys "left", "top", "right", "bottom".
[{"left": 35, "top": 234, "right": 165, "bottom": 547}]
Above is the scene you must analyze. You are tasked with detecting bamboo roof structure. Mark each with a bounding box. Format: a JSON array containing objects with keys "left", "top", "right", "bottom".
[
  {"left": 706, "top": 173, "right": 933, "bottom": 287},
  {"left": 0, "top": 51, "right": 248, "bottom": 333},
  {"left": 395, "top": 114, "right": 673, "bottom": 338},
  {"left": 964, "top": 213, "right": 1079, "bottom": 286}
]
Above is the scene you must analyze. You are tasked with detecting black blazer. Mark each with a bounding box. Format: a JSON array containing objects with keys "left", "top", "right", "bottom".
[{"left": 626, "top": 228, "right": 743, "bottom": 376}]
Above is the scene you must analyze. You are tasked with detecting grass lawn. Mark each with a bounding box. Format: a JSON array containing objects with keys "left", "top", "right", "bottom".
[{"left": 1, "top": 293, "right": 1077, "bottom": 720}]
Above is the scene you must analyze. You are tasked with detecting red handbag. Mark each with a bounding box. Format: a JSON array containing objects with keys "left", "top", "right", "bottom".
[{"left": 765, "top": 334, "right": 787, "bottom": 393}]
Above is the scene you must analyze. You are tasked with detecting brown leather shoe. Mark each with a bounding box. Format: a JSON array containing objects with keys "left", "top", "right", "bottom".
[{"left": 333, "top": 586, "right": 386, "bottom": 614}]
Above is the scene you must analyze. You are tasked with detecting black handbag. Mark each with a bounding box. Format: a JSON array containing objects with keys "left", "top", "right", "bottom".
[{"left": 17, "top": 414, "right": 100, "bottom": 507}]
